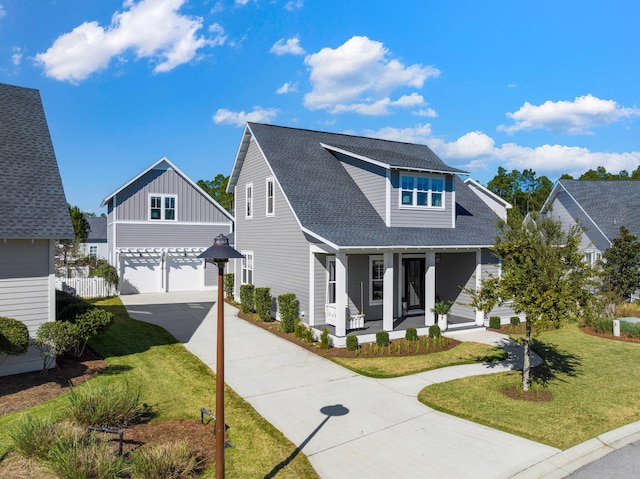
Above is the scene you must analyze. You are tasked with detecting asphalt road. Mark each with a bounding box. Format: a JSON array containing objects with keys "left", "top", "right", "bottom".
[{"left": 566, "top": 441, "right": 640, "bottom": 478}]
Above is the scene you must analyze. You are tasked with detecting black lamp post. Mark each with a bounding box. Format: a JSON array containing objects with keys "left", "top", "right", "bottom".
[{"left": 198, "top": 234, "right": 244, "bottom": 479}]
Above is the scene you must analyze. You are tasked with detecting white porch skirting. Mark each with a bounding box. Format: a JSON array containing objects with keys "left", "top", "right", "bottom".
[{"left": 325, "top": 304, "right": 365, "bottom": 330}]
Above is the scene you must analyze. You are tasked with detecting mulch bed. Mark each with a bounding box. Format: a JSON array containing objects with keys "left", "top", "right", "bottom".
[
  {"left": 501, "top": 384, "right": 553, "bottom": 402},
  {"left": 580, "top": 323, "right": 640, "bottom": 344}
]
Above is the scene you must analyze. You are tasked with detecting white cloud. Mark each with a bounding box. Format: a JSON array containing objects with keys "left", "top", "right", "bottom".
[
  {"left": 0, "top": 5, "right": 6, "bottom": 19},
  {"left": 11, "top": 46, "right": 23, "bottom": 66},
  {"left": 332, "top": 93, "right": 426, "bottom": 116},
  {"left": 303, "top": 36, "right": 440, "bottom": 115},
  {"left": 364, "top": 123, "right": 433, "bottom": 143},
  {"left": 284, "top": 0, "right": 303, "bottom": 11},
  {"left": 276, "top": 81, "right": 298, "bottom": 94},
  {"left": 212, "top": 106, "right": 278, "bottom": 127},
  {"left": 414, "top": 108, "right": 437, "bottom": 118},
  {"left": 270, "top": 37, "right": 305, "bottom": 56},
  {"left": 35, "top": 0, "right": 222, "bottom": 82},
  {"left": 235, "top": 0, "right": 250, "bottom": 5},
  {"left": 499, "top": 94, "right": 640, "bottom": 135}
]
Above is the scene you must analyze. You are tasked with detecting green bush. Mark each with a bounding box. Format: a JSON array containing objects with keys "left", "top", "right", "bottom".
[
  {"left": 489, "top": 316, "right": 501, "bottom": 329},
  {"left": 428, "top": 324, "right": 441, "bottom": 338},
  {"left": 278, "top": 293, "right": 297, "bottom": 333},
  {"left": 621, "top": 321, "right": 640, "bottom": 338},
  {"left": 510, "top": 316, "right": 521, "bottom": 328},
  {"left": 66, "top": 382, "right": 148, "bottom": 427},
  {"left": 294, "top": 318, "right": 308, "bottom": 340},
  {"left": 405, "top": 327, "right": 418, "bottom": 342},
  {"left": 224, "top": 273, "right": 235, "bottom": 301},
  {"left": 319, "top": 328, "right": 331, "bottom": 349},
  {"left": 346, "top": 335, "right": 359, "bottom": 351},
  {"left": 72, "top": 308, "right": 114, "bottom": 357},
  {"left": 58, "top": 301, "right": 93, "bottom": 322},
  {"left": 0, "top": 316, "right": 29, "bottom": 360},
  {"left": 376, "top": 331, "right": 390, "bottom": 347},
  {"left": 34, "top": 321, "right": 77, "bottom": 374},
  {"left": 589, "top": 315, "right": 614, "bottom": 334},
  {"left": 10, "top": 415, "right": 65, "bottom": 460},
  {"left": 129, "top": 441, "right": 203, "bottom": 479},
  {"left": 91, "top": 261, "right": 119, "bottom": 292},
  {"left": 254, "top": 287, "right": 273, "bottom": 322},
  {"left": 239, "top": 284, "right": 255, "bottom": 314}
]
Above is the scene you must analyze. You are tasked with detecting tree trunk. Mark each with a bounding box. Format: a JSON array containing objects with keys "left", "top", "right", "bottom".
[{"left": 522, "top": 319, "right": 531, "bottom": 391}]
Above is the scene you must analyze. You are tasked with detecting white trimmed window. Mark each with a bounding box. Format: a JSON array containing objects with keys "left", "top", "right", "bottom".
[
  {"left": 266, "top": 177, "right": 274, "bottom": 216},
  {"left": 89, "top": 246, "right": 97, "bottom": 257},
  {"left": 242, "top": 252, "right": 254, "bottom": 284},
  {"left": 400, "top": 174, "right": 444, "bottom": 208},
  {"left": 149, "top": 194, "right": 177, "bottom": 221},
  {"left": 584, "top": 250, "right": 601, "bottom": 267},
  {"left": 326, "top": 256, "right": 336, "bottom": 304},
  {"left": 246, "top": 183, "right": 253, "bottom": 219},
  {"left": 370, "top": 256, "right": 384, "bottom": 305}
]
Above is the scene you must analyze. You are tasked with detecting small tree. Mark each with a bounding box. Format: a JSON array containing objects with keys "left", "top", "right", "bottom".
[
  {"left": 223, "top": 273, "right": 235, "bottom": 301},
  {"left": 34, "top": 321, "right": 76, "bottom": 376},
  {"left": 91, "top": 260, "right": 119, "bottom": 294},
  {"left": 470, "top": 214, "right": 595, "bottom": 391},
  {"left": 72, "top": 308, "right": 114, "bottom": 358},
  {"left": 56, "top": 205, "right": 90, "bottom": 276},
  {"left": 0, "top": 317, "right": 29, "bottom": 364},
  {"left": 601, "top": 226, "right": 640, "bottom": 302}
]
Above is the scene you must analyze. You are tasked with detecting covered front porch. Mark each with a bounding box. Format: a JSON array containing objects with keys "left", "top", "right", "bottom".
[{"left": 308, "top": 246, "right": 489, "bottom": 344}]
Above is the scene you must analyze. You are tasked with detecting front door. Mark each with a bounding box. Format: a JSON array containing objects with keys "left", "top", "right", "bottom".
[{"left": 404, "top": 259, "right": 425, "bottom": 310}]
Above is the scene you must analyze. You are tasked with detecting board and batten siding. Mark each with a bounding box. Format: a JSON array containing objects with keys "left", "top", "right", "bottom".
[
  {"left": 334, "top": 152, "right": 387, "bottom": 223},
  {"left": 114, "top": 167, "right": 231, "bottom": 224},
  {"left": 235, "top": 136, "right": 311, "bottom": 317},
  {"left": 389, "top": 171, "right": 454, "bottom": 228},
  {"left": 116, "top": 223, "right": 231, "bottom": 248},
  {"left": 548, "top": 191, "right": 609, "bottom": 252}
]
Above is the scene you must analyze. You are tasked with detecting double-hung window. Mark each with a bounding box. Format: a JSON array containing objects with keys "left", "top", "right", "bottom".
[
  {"left": 89, "top": 246, "right": 97, "bottom": 257},
  {"left": 246, "top": 183, "right": 253, "bottom": 219},
  {"left": 400, "top": 174, "right": 444, "bottom": 208},
  {"left": 242, "top": 252, "right": 254, "bottom": 284},
  {"left": 266, "top": 178, "right": 274, "bottom": 216},
  {"left": 370, "top": 256, "right": 384, "bottom": 304},
  {"left": 149, "top": 194, "right": 177, "bottom": 221},
  {"left": 327, "top": 257, "right": 336, "bottom": 304}
]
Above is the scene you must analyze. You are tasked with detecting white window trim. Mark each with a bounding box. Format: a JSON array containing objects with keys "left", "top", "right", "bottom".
[
  {"left": 326, "top": 256, "right": 336, "bottom": 304},
  {"left": 266, "top": 177, "right": 275, "bottom": 217},
  {"left": 148, "top": 194, "right": 177, "bottom": 221},
  {"left": 241, "top": 251, "right": 254, "bottom": 285},
  {"left": 245, "top": 183, "right": 253, "bottom": 219},
  {"left": 399, "top": 174, "right": 445, "bottom": 209},
  {"left": 369, "top": 255, "right": 384, "bottom": 305}
]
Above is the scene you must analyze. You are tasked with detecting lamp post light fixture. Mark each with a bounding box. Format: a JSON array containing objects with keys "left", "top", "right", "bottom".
[{"left": 198, "top": 234, "right": 244, "bottom": 479}]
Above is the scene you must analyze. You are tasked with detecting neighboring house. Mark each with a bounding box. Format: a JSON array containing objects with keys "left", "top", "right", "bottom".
[
  {"left": 228, "top": 123, "right": 514, "bottom": 344},
  {"left": 540, "top": 180, "right": 640, "bottom": 267},
  {"left": 83, "top": 216, "right": 108, "bottom": 259},
  {"left": 0, "top": 82, "right": 74, "bottom": 376},
  {"left": 100, "top": 157, "right": 234, "bottom": 294}
]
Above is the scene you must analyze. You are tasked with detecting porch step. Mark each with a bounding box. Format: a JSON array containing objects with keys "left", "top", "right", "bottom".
[{"left": 445, "top": 321, "right": 482, "bottom": 332}]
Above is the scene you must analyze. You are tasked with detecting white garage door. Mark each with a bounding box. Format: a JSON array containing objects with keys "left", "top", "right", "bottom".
[
  {"left": 166, "top": 257, "right": 202, "bottom": 292},
  {"left": 120, "top": 256, "right": 162, "bottom": 294}
]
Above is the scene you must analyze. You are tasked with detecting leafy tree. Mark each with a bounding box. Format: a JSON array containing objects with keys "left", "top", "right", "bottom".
[
  {"left": 71, "top": 308, "right": 114, "bottom": 358},
  {"left": 90, "top": 259, "right": 119, "bottom": 293},
  {"left": 486, "top": 168, "right": 552, "bottom": 218},
  {"left": 34, "top": 321, "right": 76, "bottom": 376},
  {"left": 578, "top": 166, "right": 640, "bottom": 181},
  {"left": 197, "top": 174, "right": 233, "bottom": 213},
  {"left": 469, "top": 214, "right": 595, "bottom": 391},
  {"left": 56, "top": 205, "right": 90, "bottom": 276},
  {"left": 601, "top": 226, "right": 640, "bottom": 302}
]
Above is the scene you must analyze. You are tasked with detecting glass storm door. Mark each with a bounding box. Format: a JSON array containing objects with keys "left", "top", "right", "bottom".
[{"left": 404, "top": 259, "right": 425, "bottom": 310}]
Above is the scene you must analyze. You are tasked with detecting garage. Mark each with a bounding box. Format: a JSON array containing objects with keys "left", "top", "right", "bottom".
[
  {"left": 166, "top": 256, "right": 203, "bottom": 292},
  {"left": 119, "top": 255, "right": 162, "bottom": 294}
]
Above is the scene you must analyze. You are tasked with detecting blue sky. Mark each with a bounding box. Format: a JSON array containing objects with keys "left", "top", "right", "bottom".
[{"left": 1, "top": 0, "right": 639, "bottom": 214}]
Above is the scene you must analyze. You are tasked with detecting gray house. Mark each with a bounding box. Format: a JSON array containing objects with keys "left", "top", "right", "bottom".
[
  {"left": 0, "top": 82, "right": 74, "bottom": 376},
  {"left": 101, "top": 157, "right": 234, "bottom": 294},
  {"left": 228, "top": 123, "right": 513, "bottom": 345},
  {"left": 541, "top": 179, "right": 640, "bottom": 266},
  {"left": 83, "top": 216, "right": 108, "bottom": 260}
]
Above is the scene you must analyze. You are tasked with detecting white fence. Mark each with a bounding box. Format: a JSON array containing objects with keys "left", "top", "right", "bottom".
[{"left": 55, "top": 277, "right": 117, "bottom": 298}]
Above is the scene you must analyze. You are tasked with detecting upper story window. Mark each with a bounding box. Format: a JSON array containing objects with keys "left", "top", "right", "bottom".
[
  {"left": 400, "top": 174, "right": 444, "bottom": 208},
  {"left": 246, "top": 183, "right": 253, "bottom": 219},
  {"left": 149, "top": 194, "right": 177, "bottom": 221},
  {"left": 266, "top": 177, "right": 274, "bottom": 216}
]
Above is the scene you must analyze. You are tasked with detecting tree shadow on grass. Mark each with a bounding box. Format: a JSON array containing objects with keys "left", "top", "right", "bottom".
[{"left": 530, "top": 338, "right": 582, "bottom": 386}]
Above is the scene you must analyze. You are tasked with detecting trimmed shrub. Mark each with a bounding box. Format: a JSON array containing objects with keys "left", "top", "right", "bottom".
[
  {"left": 239, "top": 284, "right": 255, "bottom": 314},
  {"left": 66, "top": 382, "right": 148, "bottom": 427},
  {"left": 489, "top": 316, "right": 501, "bottom": 329},
  {"left": 405, "top": 327, "right": 418, "bottom": 342},
  {"left": 34, "top": 321, "right": 77, "bottom": 375},
  {"left": 346, "top": 335, "right": 359, "bottom": 351},
  {"left": 72, "top": 308, "right": 114, "bottom": 358},
  {"left": 510, "top": 316, "right": 521, "bottom": 328},
  {"left": 254, "top": 287, "right": 273, "bottom": 322},
  {"left": 428, "top": 324, "right": 441, "bottom": 338},
  {"left": 376, "top": 331, "right": 390, "bottom": 347},
  {"left": 129, "top": 441, "right": 203, "bottom": 479},
  {"left": 223, "top": 273, "right": 235, "bottom": 301},
  {"left": 58, "top": 301, "right": 93, "bottom": 322},
  {"left": 278, "top": 293, "right": 297, "bottom": 333},
  {"left": 319, "top": 328, "right": 331, "bottom": 349},
  {"left": 0, "top": 316, "right": 29, "bottom": 361}
]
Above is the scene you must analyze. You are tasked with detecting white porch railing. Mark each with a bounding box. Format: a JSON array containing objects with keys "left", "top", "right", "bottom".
[
  {"left": 324, "top": 303, "right": 365, "bottom": 330},
  {"left": 56, "top": 277, "right": 116, "bottom": 298}
]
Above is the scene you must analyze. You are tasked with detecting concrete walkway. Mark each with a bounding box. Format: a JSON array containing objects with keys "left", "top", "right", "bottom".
[{"left": 119, "top": 291, "right": 636, "bottom": 479}]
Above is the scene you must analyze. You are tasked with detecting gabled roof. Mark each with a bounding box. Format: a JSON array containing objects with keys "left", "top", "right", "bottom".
[
  {"left": 0, "top": 83, "right": 73, "bottom": 239},
  {"left": 100, "top": 157, "right": 234, "bottom": 221},
  {"left": 544, "top": 179, "right": 640, "bottom": 242},
  {"left": 86, "top": 216, "right": 107, "bottom": 241},
  {"left": 229, "top": 123, "right": 500, "bottom": 249}
]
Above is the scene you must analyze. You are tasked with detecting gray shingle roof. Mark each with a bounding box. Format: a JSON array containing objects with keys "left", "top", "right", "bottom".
[
  {"left": 86, "top": 216, "right": 107, "bottom": 241},
  {"left": 247, "top": 123, "right": 500, "bottom": 248},
  {"left": 0, "top": 83, "right": 73, "bottom": 239},
  {"left": 559, "top": 179, "right": 640, "bottom": 241}
]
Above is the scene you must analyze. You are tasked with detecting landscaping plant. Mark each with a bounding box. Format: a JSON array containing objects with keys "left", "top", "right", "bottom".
[
  {"left": 224, "top": 273, "right": 235, "bottom": 301},
  {"left": 489, "top": 316, "right": 501, "bottom": 329},
  {"left": 66, "top": 381, "right": 148, "bottom": 427},
  {"left": 428, "top": 325, "right": 441, "bottom": 338},
  {"left": 319, "top": 328, "right": 330, "bottom": 349},
  {"left": 129, "top": 441, "right": 203, "bottom": 479},
  {"left": 34, "top": 320, "right": 76, "bottom": 375},
  {"left": 346, "top": 335, "right": 359, "bottom": 351},
  {"left": 278, "top": 293, "right": 297, "bottom": 333},
  {"left": 0, "top": 316, "right": 29, "bottom": 363},
  {"left": 254, "top": 287, "right": 272, "bottom": 322},
  {"left": 376, "top": 331, "right": 390, "bottom": 347},
  {"left": 239, "top": 284, "right": 255, "bottom": 314}
]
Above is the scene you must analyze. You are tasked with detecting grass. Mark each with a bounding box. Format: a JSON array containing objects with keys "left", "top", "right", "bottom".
[
  {"left": 418, "top": 323, "right": 640, "bottom": 450},
  {"left": 0, "top": 297, "right": 319, "bottom": 479},
  {"left": 331, "top": 342, "right": 507, "bottom": 378}
]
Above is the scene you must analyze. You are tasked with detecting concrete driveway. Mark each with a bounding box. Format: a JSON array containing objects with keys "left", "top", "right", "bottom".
[{"left": 121, "top": 291, "right": 559, "bottom": 479}]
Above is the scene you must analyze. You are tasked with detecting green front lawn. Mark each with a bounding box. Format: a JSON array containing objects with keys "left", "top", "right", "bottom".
[
  {"left": 418, "top": 324, "right": 640, "bottom": 450},
  {"left": 0, "top": 297, "right": 319, "bottom": 479}
]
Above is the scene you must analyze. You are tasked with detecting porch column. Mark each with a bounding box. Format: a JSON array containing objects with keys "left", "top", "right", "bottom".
[
  {"left": 383, "top": 252, "right": 394, "bottom": 331},
  {"left": 335, "top": 252, "right": 347, "bottom": 337},
  {"left": 425, "top": 251, "right": 436, "bottom": 326},
  {"left": 396, "top": 253, "right": 404, "bottom": 318},
  {"left": 475, "top": 249, "right": 484, "bottom": 326},
  {"left": 308, "top": 249, "right": 316, "bottom": 326}
]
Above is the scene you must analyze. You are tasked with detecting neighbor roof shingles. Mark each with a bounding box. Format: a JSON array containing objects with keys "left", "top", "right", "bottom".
[{"left": 0, "top": 83, "right": 73, "bottom": 239}]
